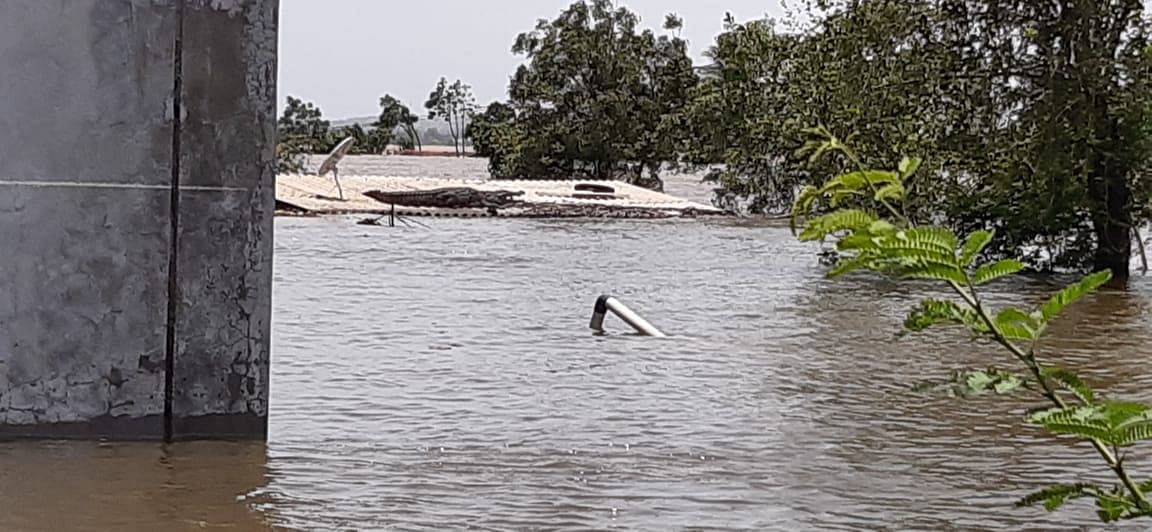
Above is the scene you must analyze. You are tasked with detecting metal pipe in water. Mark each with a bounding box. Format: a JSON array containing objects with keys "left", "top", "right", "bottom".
[{"left": 589, "top": 295, "right": 666, "bottom": 337}]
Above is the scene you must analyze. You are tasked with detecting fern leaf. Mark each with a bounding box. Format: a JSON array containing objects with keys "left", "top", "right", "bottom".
[
  {"left": 901, "top": 265, "right": 968, "bottom": 284},
  {"left": 876, "top": 245, "right": 959, "bottom": 266},
  {"left": 1041, "top": 421, "right": 1116, "bottom": 442},
  {"left": 795, "top": 138, "right": 830, "bottom": 164},
  {"left": 904, "top": 299, "right": 986, "bottom": 333},
  {"left": 1029, "top": 406, "right": 1110, "bottom": 441},
  {"left": 1114, "top": 420, "right": 1152, "bottom": 447},
  {"left": 868, "top": 220, "right": 897, "bottom": 235},
  {"left": 867, "top": 227, "right": 963, "bottom": 271},
  {"left": 1030, "top": 406, "right": 1095, "bottom": 425},
  {"left": 902, "top": 227, "right": 960, "bottom": 255},
  {"left": 790, "top": 185, "right": 820, "bottom": 235},
  {"left": 959, "top": 230, "right": 994, "bottom": 267},
  {"left": 828, "top": 256, "right": 874, "bottom": 278},
  {"left": 996, "top": 323, "right": 1035, "bottom": 341},
  {"left": 895, "top": 260, "right": 968, "bottom": 285},
  {"left": 898, "top": 156, "right": 922, "bottom": 179},
  {"left": 1096, "top": 403, "right": 1152, "bottom": 444},
  {"left": 1030, "top": 402, "right": 1152, "bottom": 446},
  {"left": 962, "top": 369, "right": 1024, "bottom": 395},
  {"left": 1016, "top": 483, "right": 1105, "bottom": 512},
  {"left": 1040, "top": 270, "right": 1112, "bottom": 323},
  {"left": 829, "top": 189, "right": 864, "bottom": 208},
  {"left": 995, "top": 307, "right": 1034, "bottom": 324},
  {"left": 973, "top": 259, "right": 1025, "bottom": 285},
  {"left": 877, "top": 242, "right": 957, "bottom": 263},
  {"left": 964, "top": 371, "right": 996, "bottom": 392},
  {"left": 1041, "top": 367, "right": 1096, "bottom": 405},
  {"left": 1096, "top": 491, "right": 1138, "bottom": 522},
  {"left": 829, "top": 170, "right": 901, "bottom": 191},
  {"left": 1101, "top": 402, "right": 1152, "bottom": 427},
  {"left": 993, "top": 373, "right": 1025, "bottom": 394},
  {"left": 837, "top": 234, "right": 878, "bottom": 251},
  {"left": 995, "top": 307, "right": 1040, "bottom": 341},
  {"left": 799, "top": 209, "right": 877, "bottom": 241},
  {"left": 912, "top": 367, "right": 1023, "bottom": 397},
  {"left": 875, "top": 183, "right": 905, "bottom": 202}
]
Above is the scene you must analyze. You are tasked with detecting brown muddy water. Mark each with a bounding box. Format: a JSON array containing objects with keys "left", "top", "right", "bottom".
[{"left": 3, "top": 158, "right": 1152, "bottom": 531}]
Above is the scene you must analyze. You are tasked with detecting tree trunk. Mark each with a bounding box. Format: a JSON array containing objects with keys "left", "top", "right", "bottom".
[
  {"left": 1088, "top": 116, "right": 1132, "bottom": 281},
  {"left": 1090, "top": 166, "right": 1132, "bottom": 282},
  {"left": 454, "top": 111, "right": 463, "bottom": 157}
]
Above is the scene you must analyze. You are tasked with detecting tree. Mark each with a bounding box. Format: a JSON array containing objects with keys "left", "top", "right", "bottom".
[
  {"left": 277, "top": 96, "right": 340, "bottom": 173},
  {"left": 425, "top": 78, "right": 476, "bottom": 156},
  {"left": 335, "top": 123, "right": 390, "bottom": 155},
  {"left": 467, "top": 102, "right": 524, "bottom": 177},
  {"left": 466, "top": 0, "right": 698, "bottom": 190},
  {"left": 989, "top": 0, "right": 1151, "bottom": 277},
  {"left": 680, "top": 4, "right": 1005, "bottom": 215},
  {"left": 277, "top": 96, "right": 336, "bottom": 153},
  {"left": 793, "top": 130, "right": 1152, "bottom": 522},
  {"left": 677, "top": 16, "right": 812, "bottom": 212},
  {"left": 684, "top": 1, "right": 1152, "bottom": 277},
  {"left": 376, "top": 94, "right": 421, "bottom": 152},
  {"left": 276, "top": 141, "right": 306, "bottom": 174}
]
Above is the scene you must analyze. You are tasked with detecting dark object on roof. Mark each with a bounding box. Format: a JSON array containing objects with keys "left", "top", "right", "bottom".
[
  {"left": 363, "top": 187, "right": 525, "bottom": 209},
  {"left": 575, "top": 183, "right": 615, "bottom": 194}
]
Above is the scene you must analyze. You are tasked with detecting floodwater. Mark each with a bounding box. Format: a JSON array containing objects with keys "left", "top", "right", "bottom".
[{"left": 3, "top": 157, "right": 1152, "bottom": 531}]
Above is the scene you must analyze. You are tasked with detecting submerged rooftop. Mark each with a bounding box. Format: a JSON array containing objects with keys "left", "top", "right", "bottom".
[{"left": 275, "top": 175, "right": 728, "bottom": 218}]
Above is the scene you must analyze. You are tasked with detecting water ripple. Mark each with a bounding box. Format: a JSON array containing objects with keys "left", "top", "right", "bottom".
[
  {"left": 260, "top": 210, "right": 1152, "bottom": 530},
  {"left": 2, "top": 164, "right": 1151, "bottom": 530}
]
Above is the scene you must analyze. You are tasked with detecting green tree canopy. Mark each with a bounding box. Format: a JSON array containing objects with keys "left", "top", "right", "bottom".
[
  {"left": 277, "top": 96, "right": 339, "bottom": 172},
  {"left": 467, "top": 0, "right": 698, "bottom": 190},
  {"left": 377, "top": 94, "right": 421, "bottom": 151},
  {"left": 278, "top": 96, "right": 331, "bottom": 142},
  {"left": 333, "top": 123, "right": 389, "bottom": 155},
  {"left": 683, "top": 0, "right": 1152, "bottom": 276},
  {"left": 467, "top": 102, "right": 523, "bottom": 176}
]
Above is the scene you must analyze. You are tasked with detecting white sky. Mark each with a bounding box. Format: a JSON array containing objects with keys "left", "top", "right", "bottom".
[{"left": 276, "top": 0, "right": 786, "bottom": 119}]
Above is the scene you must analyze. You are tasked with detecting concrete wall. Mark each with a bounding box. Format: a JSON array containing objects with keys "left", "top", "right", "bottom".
[{"left": 0, "top": 0, "right": 277, "bottom": 440}]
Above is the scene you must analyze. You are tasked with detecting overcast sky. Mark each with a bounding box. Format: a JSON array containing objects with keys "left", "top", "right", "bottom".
[{"left": 277, "top": 0, "right": 785, "bottom": 120}]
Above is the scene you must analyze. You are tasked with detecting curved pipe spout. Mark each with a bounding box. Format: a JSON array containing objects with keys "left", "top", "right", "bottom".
[{"left": 589, "top": 295, "right": 666, "bottom": 337}]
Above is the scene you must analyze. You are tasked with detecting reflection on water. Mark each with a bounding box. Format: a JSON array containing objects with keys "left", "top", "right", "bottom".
[{"left": 4, "top": 161, "right": 1152, "bottom": 530}]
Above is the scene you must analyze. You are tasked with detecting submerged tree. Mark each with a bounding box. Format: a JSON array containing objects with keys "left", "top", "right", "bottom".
[
  {"left": 275, "top": 141, "right": 306, "bottom": 174},
  {"left": 425, "top": 78, "right": 476, "bottom": 156},
  {"left": 467, "top": 0, "right": 698, "bottom": 190},
  {"left": 277, "top": 96, "right": 338, "bottom": 173},
  {"left": 686, "top": 1, "right": 1152, "bottom": 276},
  {"left": 466, "top": 102, "right": 523, "bottom": 176},
  {"left": 377, "top": 94, "right": 422, "bottom": 152},
  {"left": 276, "top": 94, "right": 345, "bottom": 177},
  {"left": 335, "top": 123, "right": 390, "bottom": 155},
  {"left": 677, "top": 15, "right": 810, "bottom": 212},
  {"left": 278, "top": 96, "right": 336, "bottom": 152},
  {"left": 792, "top": 129, "right": 1152, "bottom": 522}
]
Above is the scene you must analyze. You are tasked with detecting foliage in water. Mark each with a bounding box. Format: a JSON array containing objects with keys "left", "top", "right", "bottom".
[
  {"left": 792, "top": 128, "right": 1152, "bottom": 522},
  {"left": 378, "top": 94, "right": 422, "bottom": 152},
  {"left": 424, "top": 78, "right": 476, "bottom": 157},
  {"left": 464, "top": 0, "right": 697, "bottom": 191},
  {"left": 686, "top": 0, "right": 1152, "bottom": 275},
  {"left": 276, "top": 95, "right": 409, "bottom": 165}
]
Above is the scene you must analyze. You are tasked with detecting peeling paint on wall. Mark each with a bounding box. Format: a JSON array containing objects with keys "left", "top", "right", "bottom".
[{"left": 0, "top": 0, "right": 276, "bottom": 440}]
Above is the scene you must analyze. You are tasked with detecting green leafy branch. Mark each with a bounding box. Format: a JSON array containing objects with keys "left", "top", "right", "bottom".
[{"left": 791, "top": 128, "right": 1152, "bottom": 522}]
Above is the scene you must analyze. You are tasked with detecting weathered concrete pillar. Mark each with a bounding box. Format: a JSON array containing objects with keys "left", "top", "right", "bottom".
[{"left": 0, "top": 0, "right": 277, "bottom": 440}]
